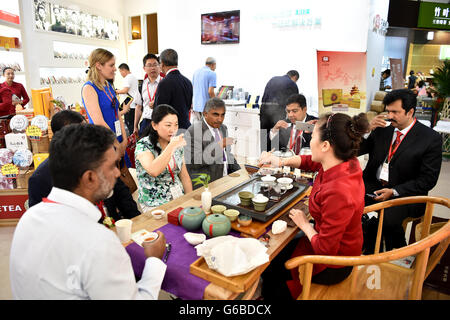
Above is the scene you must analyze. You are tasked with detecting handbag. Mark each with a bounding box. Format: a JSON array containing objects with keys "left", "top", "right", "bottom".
[{"left": 119, "top": 160, "right": 137, "bottom": 194}]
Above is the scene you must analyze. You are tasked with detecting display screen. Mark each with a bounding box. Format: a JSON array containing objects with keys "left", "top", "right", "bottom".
[
  {"left": 417, "top": 1, "right": 450, "bottom": 30},
  {"left": 201, "top": 10, "right": 240, "bottom": 44}
]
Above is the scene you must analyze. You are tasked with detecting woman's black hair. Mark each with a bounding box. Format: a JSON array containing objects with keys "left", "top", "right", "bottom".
[
  {"left": 140, "top": 104, "right": 179, "bottom": 154},
  {"left": 317, "top": 112, "right": 369, "bottom": 161}
]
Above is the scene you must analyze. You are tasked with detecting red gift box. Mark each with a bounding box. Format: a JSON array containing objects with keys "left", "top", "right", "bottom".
[{"left": 167, "top": 207, "right": 183, "bottom": 226}]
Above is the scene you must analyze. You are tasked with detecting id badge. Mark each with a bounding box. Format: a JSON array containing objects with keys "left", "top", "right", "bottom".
[
  {"left": 114, "top": 120, "right": 122, "bottom": 137},
  {"left": 380, "top": 162, "right": 389, "bottom": 182},
  {"left": 170, "top": 185, "right": 183, "bottom": 200}
]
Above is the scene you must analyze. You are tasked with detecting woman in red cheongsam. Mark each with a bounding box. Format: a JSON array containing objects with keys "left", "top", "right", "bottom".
[{"left": 259, "top": 112, "right": 370, "bottom": 300}]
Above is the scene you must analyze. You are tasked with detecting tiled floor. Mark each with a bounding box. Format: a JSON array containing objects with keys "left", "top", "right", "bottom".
[{"left": 1, "top": 160, "right": 449, "bottom": 300}]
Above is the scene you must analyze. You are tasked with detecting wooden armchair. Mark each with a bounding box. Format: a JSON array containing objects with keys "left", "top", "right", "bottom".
[{"left": 284, "top": 196, "right": 450, "bottom": 300}]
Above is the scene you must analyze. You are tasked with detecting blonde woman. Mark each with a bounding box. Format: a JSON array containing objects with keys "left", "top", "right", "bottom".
[{"left": 82, "top": 48, "right": 130, "bottom": 159}]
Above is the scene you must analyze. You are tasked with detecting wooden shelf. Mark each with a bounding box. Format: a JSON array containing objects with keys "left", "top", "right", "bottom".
[
  {"left": 0, "top": 47, "right": 22, "bottom": 53},
  {"left": 0, "top": 19, "right": 21, "bottom": 30}
]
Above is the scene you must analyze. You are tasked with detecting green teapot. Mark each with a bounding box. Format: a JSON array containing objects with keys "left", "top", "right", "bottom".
[
  {"left": 202, "top": 213, "right": 231, "bottom": 238},
  {"left": 178, "top": 206, "right": 206, "bottom": 231}
]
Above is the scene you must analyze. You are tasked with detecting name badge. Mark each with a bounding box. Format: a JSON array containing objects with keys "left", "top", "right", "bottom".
[
  {"left": 170, "top": 185, "right": 183, "bottom": 200},
  {"left": 380, "top": 162, "right": 389, "bottom": 182},
  {"left": 114, "top": 120, "right": 122, "bottom": 137}
]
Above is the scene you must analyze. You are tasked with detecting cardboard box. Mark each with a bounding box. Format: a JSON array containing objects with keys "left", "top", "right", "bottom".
[
  {"left": 16, "top": 169, "right": 34, "bottom": 189},
  {"left": 31, "top": 135, "right": 50, "bottom": 154},
  {"left": 5, "top": 133, "right": 30, "bottom": 152},
  {"left": 167, "top": 207, "right": 182, "bottom": 226}
]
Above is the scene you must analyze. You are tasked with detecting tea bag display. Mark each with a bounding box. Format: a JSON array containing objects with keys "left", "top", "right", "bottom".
[
  {"left": 0, "top": 148, "right": 14, "bottom": 166},
  {"left": 31, "top": 115, "right": 49, "bottom": 133},
  {"left": 13, "top": 149, "right": 33, "bottom": 169},
  {"left": 9, "top": 115, "right": 29, "bottom": 133}
]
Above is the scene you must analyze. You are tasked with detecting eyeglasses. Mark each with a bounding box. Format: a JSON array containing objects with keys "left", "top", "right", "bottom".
[{"left": 145, "top": 64, "right": 159, "bottom": 68}]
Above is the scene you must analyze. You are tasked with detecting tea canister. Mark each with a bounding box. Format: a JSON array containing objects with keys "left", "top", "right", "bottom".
[
  {"left": 178, "top": 206, "right": 206, "bottom": 231},
  {"left": 202, "top": 213, "right": 231, "bottom": 238}
]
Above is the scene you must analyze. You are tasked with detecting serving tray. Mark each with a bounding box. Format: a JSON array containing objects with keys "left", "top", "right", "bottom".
[{"left": 211, "top": 174, "right": 308, "bottom": 222}]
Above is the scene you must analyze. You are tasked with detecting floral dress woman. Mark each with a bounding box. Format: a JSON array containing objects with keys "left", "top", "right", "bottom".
[{"left": 135, "top": 136, "right": 185, "bottom": 209}]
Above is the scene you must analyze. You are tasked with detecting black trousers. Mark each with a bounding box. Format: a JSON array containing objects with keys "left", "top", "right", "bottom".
[
  {"left": 261, "top": 236, "right": 353, "bottom": 300},
  {"left": 364, "top": 179, "right": 425, "bottom": 252},
  {"left": 104, "top": 178, "right": 140, "bottom": 222},
  {"left": 139, "top": 118, "right": 151, "bottom": 137}
]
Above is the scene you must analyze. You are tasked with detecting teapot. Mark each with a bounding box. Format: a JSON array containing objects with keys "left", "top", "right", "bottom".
[
  {"left": 178, "top": 206, "right": 206, "bottom": 231},
  {"left": 202, "top": 213, "right": 231, "bottom": 237}
]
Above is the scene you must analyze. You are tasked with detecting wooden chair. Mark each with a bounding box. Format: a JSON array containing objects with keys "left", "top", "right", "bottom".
[{"left": 284, "top": 196, "right": 450, "bottom": 300}]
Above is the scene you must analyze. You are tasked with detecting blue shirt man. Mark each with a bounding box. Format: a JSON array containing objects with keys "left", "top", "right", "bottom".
[{"left": 192, "top": 57, "right": 217, "bottom": 116}]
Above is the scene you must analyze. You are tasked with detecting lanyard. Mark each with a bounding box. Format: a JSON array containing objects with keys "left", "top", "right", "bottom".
[
  {"left": 42, "top": 198, "right": 58, "bottom": 204},
  {"left": 167, "top": 156, "right": 176, "bottom": 182},
  {"left": 387, "top": 118, "right": 416, "bottom": 163},
  {"left": 103, "top": 84, "right": 119, "bottom": 119},
  {"left": 42, "top": 198, "right": 106, "bottom": 219},
  {"left": 289, "top": 127, "right": 302, "bottom": 150},
  {"left": 146, "top": 80, "right": 157, "bottom": 103}
]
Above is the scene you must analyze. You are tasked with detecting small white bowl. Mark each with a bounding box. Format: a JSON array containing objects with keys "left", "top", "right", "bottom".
[
  {"left": 261, "top": 175, "right": 276, "bottom": 183},
  {"left": 277, "top": 177, "right": 293, "bottom": 186},
  {"left": 151, "top": 209, "right": 165, "bottom": 220},
  {"left": 142, "top": 232, "right": 159, "bottom": 243},
  {"left": 184, "top": 232, "right": 206, "bottom": 245},
  {"left": 252, "top": 194, "right": 269, "bottom": 203}
]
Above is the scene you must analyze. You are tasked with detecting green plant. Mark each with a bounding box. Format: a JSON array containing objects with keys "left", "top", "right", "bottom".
[
  {"left": 192, "top": 173, "right": 211, "bottom": 189},
  {"left": 428, "top": 60, "right": 450, "bottom": 113}
]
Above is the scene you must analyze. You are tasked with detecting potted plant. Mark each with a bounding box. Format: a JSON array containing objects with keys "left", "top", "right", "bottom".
[
  {"left": 428, "top": 60, "right": 450, "bottom": 127},
  {"left": 192, "top": 173, "right": 212, "bottom": 213}
]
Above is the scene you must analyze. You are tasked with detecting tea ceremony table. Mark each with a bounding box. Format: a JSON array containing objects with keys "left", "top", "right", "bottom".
[{"left": 121, "top": 168, "right": 311, "bottom": 300}]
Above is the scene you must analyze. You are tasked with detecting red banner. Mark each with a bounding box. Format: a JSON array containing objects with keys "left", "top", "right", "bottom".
[
  {"left": 0, "top": 10, "right": 20, "bottom": 25},
  {"left": 0, "top": 193, "right": 28, "bottom": 219}
]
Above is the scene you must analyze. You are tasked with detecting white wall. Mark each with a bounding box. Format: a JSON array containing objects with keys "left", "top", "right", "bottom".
[
  {"left": 20, "top": 0, "right": 127, "bottom": 106},
  {"left": 366, "top": 0, "right": 390, "bottom": 111},
  {"left": 123, "top": 0, "right": 371, "bottom": 115}
]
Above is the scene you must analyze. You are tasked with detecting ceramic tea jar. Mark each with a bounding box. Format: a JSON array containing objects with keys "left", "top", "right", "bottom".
[
  {"left": 178, "top": 206, "right": 206, "bottom": 231},
  {"left": 202, "top": 213, "right": 231, "bottom": 237}
]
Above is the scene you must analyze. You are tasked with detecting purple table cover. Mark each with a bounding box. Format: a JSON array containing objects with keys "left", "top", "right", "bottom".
[{"left": 126, "top": 223, "right": 241, "bottom": 300}]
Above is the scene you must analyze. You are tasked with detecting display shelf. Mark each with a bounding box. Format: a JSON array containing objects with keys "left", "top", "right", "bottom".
[
  {"left": 0, "top": 19, "right": 21, "bottom": 30},
  {"left": 0, "top": 47, "right": 22, "bottom": 52}
]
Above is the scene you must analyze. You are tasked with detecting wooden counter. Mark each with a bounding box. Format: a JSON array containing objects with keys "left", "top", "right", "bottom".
[{"left": 128, "top": 168, "right": 311, "bottom": 300}]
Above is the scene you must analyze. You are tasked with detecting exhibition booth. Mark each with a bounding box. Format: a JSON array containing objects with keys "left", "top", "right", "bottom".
[{"left": 0, "top": 0, "right": 392, "bottom": 224}]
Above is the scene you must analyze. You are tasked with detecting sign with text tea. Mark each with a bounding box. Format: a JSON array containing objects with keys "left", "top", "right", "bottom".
[{"left": 417, "top": 2, "right": 450, "bottom": 30}]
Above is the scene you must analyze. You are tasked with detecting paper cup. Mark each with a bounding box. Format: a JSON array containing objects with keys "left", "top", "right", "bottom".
[{"left": 115, "top": 219, "right": 133, "bottom": 243}]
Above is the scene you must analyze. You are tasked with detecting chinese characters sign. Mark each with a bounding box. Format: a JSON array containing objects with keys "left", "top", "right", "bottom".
[{"left": 417, "top": 2, "right": 450, "bottom": 30}]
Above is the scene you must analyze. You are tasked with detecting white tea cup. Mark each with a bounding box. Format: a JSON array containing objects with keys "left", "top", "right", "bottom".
[{"left": 115, "top": 219, "right": 133, "bottom": 243}]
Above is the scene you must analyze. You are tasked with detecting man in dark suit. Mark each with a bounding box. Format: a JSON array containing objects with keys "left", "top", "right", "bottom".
[
  {"left": 28, "top": 110, "right": 140, "bottom": 222},
  {"left": 359, "top": 89, "right": 442, "bottom": 252},
  {"left": 154, "top": 49, "right": 193, "bottom": 130},
  {"left": 28, "top": 110, "right": 85, "bottom": 207},
  {"left": 184, "top": 97, "right": 241, "bottom": 188},
  {"left": 270, "top": 93, "right": 317, "bottom": 155},
  {"left": 260, "top": 70, "right": 299, "bottom": 151}
]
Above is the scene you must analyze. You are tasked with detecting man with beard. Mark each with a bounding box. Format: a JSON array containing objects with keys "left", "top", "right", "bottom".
[
  {"left": 10, "top": 124, "right": 167, "bottom": 299},
  {"left": 359, "top": 89, "right": 442, "bottom": 253}
]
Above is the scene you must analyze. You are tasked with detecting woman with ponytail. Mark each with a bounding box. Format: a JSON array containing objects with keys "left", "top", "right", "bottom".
[
  {"left": 259, "top": 112, "right": 370, "bottom": 300},
  {"left": 135, "top": 104, "right": 192, "bottom": 211},
  {"left": 82, "top": 48, "right": 131, "bottom": 159}
]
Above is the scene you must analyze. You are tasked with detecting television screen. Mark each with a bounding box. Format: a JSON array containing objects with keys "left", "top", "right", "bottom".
[{"left": 201, "top": 10, "right": 240, "bottom": 44}]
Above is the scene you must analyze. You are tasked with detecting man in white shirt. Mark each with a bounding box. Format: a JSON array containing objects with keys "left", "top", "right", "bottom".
[
  {"left": 10, "top": 124, "right": 167, "bottom": 299},
  {"left": 116, "top": 63, "right": 141, "bottom": 135},
  {"left": 134, "top": 54, "right": 162, "bottom": 137},
  {"left": 184, "top": 97, "right": 240, "bottom": 187}
]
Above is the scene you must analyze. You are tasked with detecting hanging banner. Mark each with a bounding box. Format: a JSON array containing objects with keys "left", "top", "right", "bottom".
[
  {"left": 317, "top": 51, "right": 367, "bottom": 116},
  {"left": 389, "top": 58, "right": 404, "bottom": 90}
]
